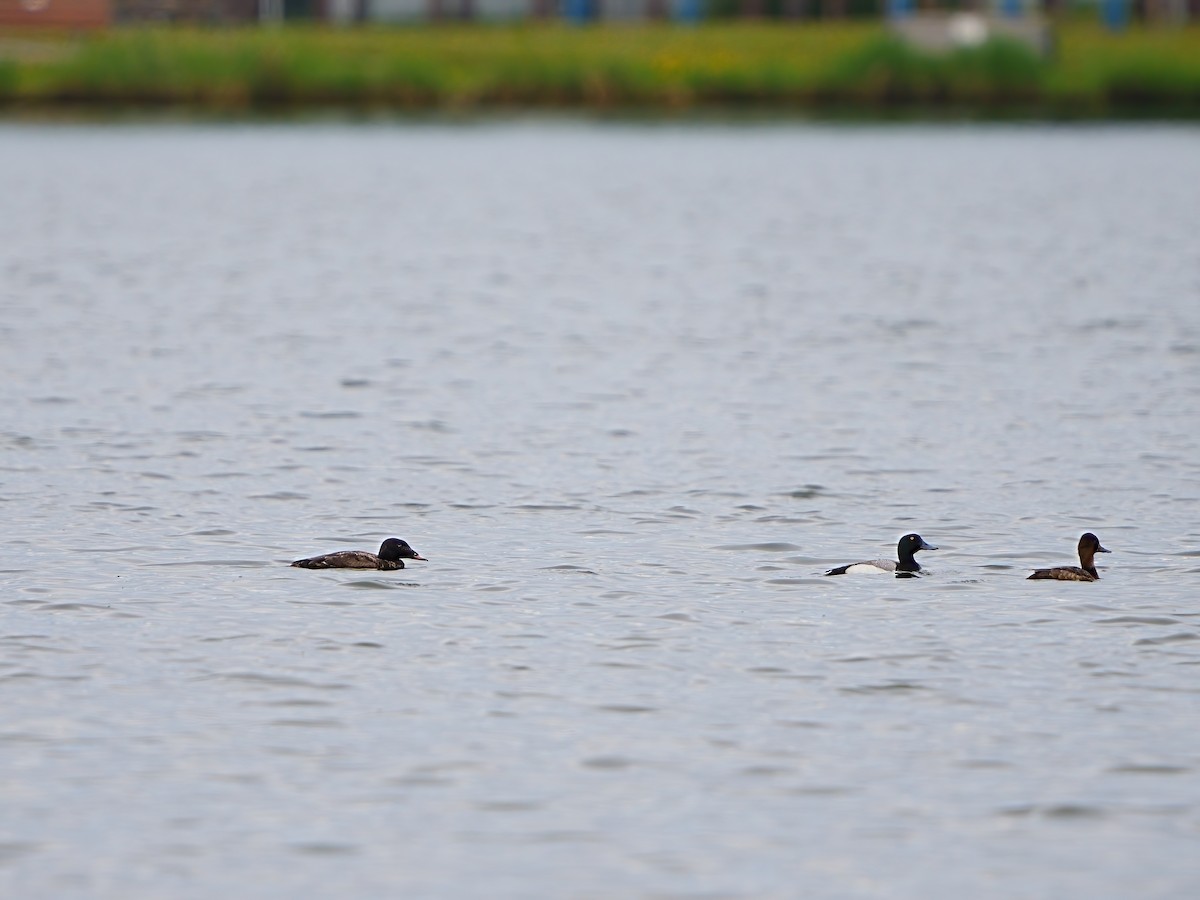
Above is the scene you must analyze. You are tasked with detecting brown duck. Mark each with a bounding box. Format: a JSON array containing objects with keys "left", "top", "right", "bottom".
[
  {"left": 1028, "top": 533, "right": 1110, "bottom": 582},
  {"left": 291, "top": 538, "right": 427, "bottom": 571}
]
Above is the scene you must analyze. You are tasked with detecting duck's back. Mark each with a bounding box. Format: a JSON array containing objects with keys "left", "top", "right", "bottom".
[
  {"left": 291, "top": 550, "right": 398, "bottom": 570},
  {"left": 1028, "top": 566, "right": 1096, "bottom": 582},
  {"left": 825, "top": 559, "right": 898, "bottom": 576}
]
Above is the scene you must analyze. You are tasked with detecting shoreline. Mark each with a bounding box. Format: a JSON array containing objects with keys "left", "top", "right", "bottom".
[{"left": 2, "top": 22, "right": 1199, "bottom": 119}]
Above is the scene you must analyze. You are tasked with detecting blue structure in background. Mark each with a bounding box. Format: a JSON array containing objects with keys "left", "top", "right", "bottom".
[
  {"left": 564, "top": 0, "right": 592, "bottom": 22},
  {"left": 674, "top": 0, "right": 701, "bottom": 22},
  {"left": 539, "top": 0, "right": 1148, "bottom": 28},
  {"left": 1102, "top": 0, "right": 1129, "bottom": 30}
]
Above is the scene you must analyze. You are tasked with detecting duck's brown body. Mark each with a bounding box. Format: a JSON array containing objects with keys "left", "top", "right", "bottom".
[
  {"left": 1027, "top": 565, "right": 1099, "bottom": 582},
  {"left": 292, "top": 550, "right": 406, "bottom": 570},
  {"left": 291, "top": 538, "right": 426, "bottom": 571}
]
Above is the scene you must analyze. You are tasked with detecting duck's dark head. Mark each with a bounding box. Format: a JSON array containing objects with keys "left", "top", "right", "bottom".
[
  {"left": 1078, "top": 533, "right": 1110, "bottom": 556},
  {"left": 899, "top": 533, "right": 937, "bottom": 554},
  {"left": 378, "top": 538, "right": 427, "bottom": 562},
  {"left": 895, "top": 533, "right": 936, "bottom": 572}
]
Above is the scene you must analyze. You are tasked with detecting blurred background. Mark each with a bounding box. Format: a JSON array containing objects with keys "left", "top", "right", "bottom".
[
  {"left": 2, "top": 5, "right": 1199, "bottom": 900},
  {"left": 1, "top": 0, "right": 1198, "bottom": 115},
  {"left": 2, "top": 0, "right": 1199, "bottom": 26}
]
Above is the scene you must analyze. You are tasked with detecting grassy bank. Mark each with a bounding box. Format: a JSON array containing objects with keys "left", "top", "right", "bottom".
[{"left": 2, "top": 22, "right": 1200, "bottom": 116}]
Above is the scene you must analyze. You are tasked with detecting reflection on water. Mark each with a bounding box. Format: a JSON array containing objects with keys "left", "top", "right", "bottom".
[{"left": 1, "top": 122, "right": 1199, "bottom": 898}]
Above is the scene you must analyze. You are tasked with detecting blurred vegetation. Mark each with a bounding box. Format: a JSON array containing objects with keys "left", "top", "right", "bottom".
[
  {"left": 818, "top": 35, "right": 1047, "bottom": 106},
  {"left": 1, "top": 22, "right": 1199, "bottom": 115}
]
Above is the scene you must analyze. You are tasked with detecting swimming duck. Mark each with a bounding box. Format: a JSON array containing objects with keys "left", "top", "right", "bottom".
[
  {"left": 291, "top": 538, "right": 427, "bottom": 571},
  {"left": 824, "top": 533, "right": 937, "bottom": 576},
  {"left": 1027, "top": 533, "right": 1109, "bottom": 582}
]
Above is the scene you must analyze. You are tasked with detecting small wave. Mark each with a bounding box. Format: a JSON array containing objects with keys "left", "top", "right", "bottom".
[
  {"left": 299, "top": 410, "right": 361, "bottom": 419},
  {"left": 715, "top": 542, "right": 801, "bottom": 552}
]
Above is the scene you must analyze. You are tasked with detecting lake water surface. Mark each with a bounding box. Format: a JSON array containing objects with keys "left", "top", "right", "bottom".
[{"left": 1, "top": 121, "right": 1199, "bottom": 898}]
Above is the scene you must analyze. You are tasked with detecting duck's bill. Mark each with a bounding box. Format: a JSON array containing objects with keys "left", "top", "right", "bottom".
[
  {"left": 1096, "top": 545, "right": 1111, "bottom": 554},
  {"left": 919, "top": 540, "right": 938, "bottom": 550},
  {"left": 410, "top": 554, "right": 429, "bottom": 561}
]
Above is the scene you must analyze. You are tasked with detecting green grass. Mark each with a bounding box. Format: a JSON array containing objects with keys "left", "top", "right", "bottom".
[
  {"left": 1047, "top": 24, "right": 1200, "bottom": 115},
  {"left": 2, "top": 22, "right": 1199, "bottom": 116},
  {"left": 818, "top": 34, "right": 1047, "bottom": 107}
]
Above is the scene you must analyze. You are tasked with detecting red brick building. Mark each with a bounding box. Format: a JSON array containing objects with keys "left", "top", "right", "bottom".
[{"left": 0, "top": 0, "right": 111, "bottom": 27}]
